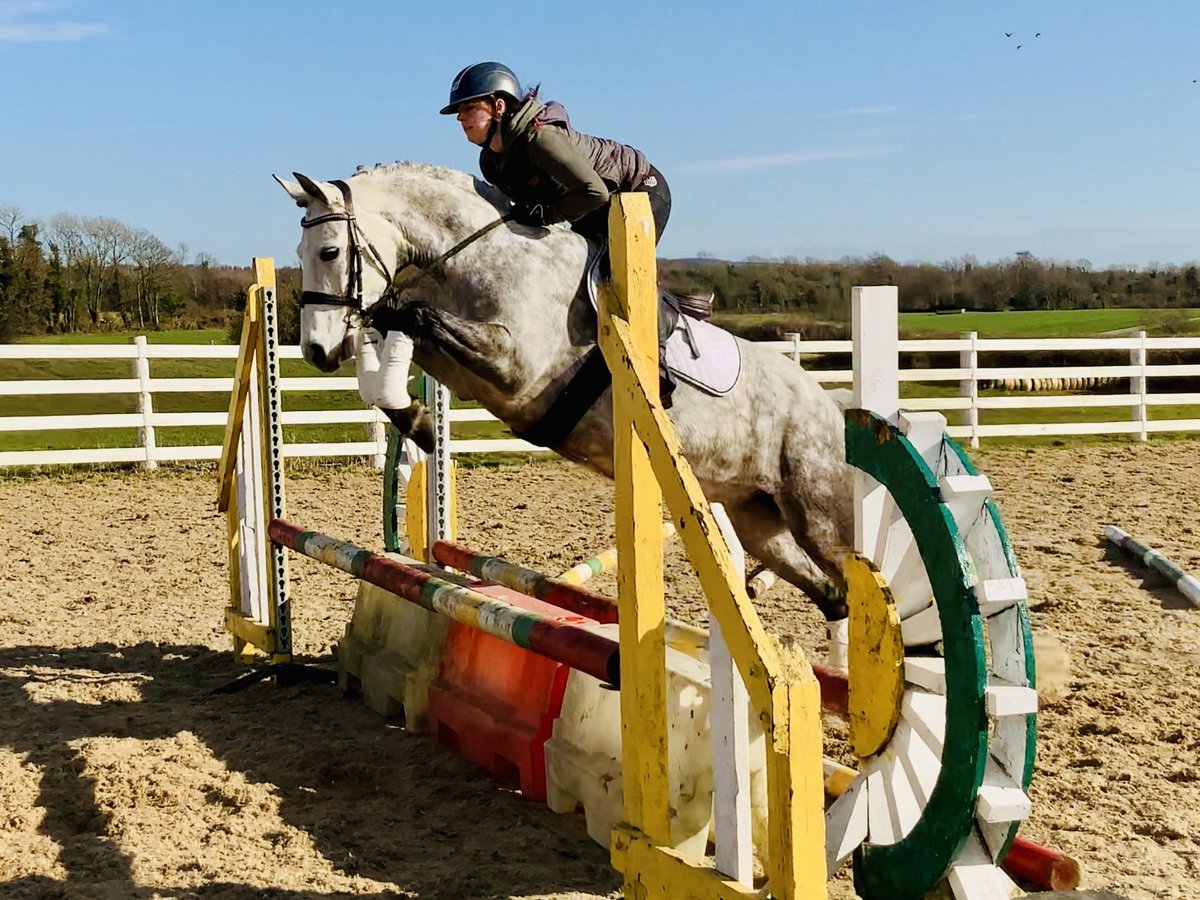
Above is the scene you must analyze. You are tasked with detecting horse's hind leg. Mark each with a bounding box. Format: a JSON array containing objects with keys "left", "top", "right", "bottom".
[
  {"left": 724, "top": 495, "right": 848, "bottom": 621},
  {"left": 769, "top": 450, "right": 854, "bottom": 621}
]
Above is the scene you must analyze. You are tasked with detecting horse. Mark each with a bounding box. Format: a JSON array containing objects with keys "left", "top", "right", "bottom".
[{"left": 276, "top": 162, "right": 854, "bottom": 621}]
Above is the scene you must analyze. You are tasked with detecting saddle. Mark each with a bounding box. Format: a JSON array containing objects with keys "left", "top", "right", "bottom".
[{"left": 585, "top": 250, "right": 718, "bottom": 406}]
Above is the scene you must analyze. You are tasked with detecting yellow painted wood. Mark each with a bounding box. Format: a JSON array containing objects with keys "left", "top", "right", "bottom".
[
  {"left": 250, "top": 260, "right": 290, "bottom": 666},
  {"left": 405, "top": 461, "right": 428, "bottom": 561},
  {"left": 404, "top": 459, "right": 458, "bottom": 562},
  {"left": 846, "top": 553, "right": 904, "bottom": 759},
  {"left": 224, "top": 608, "right": 276, "bottom": 655},
  {"left": 600, "top": 195, "right": 826, "bottom": 898},
  {"left": 611, "top": 824, "right": 765, "bottom": 899},
  {"left": 764, "top": 680, "right": 828, "bottom": 900},
  {"left": 217, "top": 274, "right": 264, "bottom": 512},
  {"left": 824, "top": 759, "right": 859, "bottom": 798},
  {"left": 607, "top": 194, "right": 671, "bottom": 846},
  {"left": 598, "top": 312, "right": 781, "bottom": 715},
  {"left": 221, "top": 265, "right": 268, "bottom": 660}
]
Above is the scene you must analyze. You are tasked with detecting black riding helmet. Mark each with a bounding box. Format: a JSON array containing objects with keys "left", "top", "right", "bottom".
[{"left": 439, "top": 61, "right": 521, "bottom": 115}]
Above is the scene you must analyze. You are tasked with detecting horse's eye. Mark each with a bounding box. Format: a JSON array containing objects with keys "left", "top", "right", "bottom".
[{"left": 319, "top": 247, "right": 339, "bottom": 262}]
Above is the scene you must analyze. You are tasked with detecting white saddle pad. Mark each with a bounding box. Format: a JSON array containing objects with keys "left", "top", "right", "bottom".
[
  {"left": 664, "top": 317, "right": 741, "bottom": 396},
  {"left": 584, "top": 252, "right": 742, "bottom": 397}
]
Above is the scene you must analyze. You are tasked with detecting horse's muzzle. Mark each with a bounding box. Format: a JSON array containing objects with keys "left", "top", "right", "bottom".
[{"left": 302, "top": 342, "right": 342, "bottom": 373}]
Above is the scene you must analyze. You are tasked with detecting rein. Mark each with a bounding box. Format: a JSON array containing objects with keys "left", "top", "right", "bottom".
[{"left": 299, "top": 179, "right": 513, "bottom": 324}]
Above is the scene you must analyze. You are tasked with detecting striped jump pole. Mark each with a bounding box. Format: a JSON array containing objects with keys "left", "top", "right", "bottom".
[
  {"left": 432, "top": 539, "right": 621, "bottom": 623},
  {"left": 431, "top": 539, "right": 856, "bottom": 713},
  {"left": 268, "top": 520, "right": 621, "bottom": 686},
  {"left": 554, "top": 521, "right": 677, "bottom": 585},
  {"left": 1104, "top": 525, "right": 1200, "bottom": 608}
]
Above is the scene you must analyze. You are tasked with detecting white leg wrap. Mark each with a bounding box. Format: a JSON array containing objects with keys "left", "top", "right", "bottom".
[
  {"left": 356, "top": 328, "right": 414, "bottom": 409},
  {"left": 826, "top": 617, "right": 849, "bottom": 673},
  {"left": 355, "top": 327, "right": 384, "bottom": 406}
]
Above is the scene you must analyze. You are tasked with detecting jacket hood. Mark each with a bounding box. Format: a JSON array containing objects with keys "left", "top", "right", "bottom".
[{"left": 502, "top": 98, "right": 569, "bottom": 143}]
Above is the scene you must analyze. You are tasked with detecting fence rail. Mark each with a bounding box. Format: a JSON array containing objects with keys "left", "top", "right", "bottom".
[{"left": 2, "top": 331, "right": 1198, "bottom": 467}]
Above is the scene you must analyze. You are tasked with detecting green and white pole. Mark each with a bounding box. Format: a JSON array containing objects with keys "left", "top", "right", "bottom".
[{"left": 1105, "top": 525, "right": 1200, "bottom": 608}]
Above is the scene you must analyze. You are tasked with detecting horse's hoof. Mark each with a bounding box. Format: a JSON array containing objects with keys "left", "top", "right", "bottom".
[
  {"left": 380, "top": 403, "right": 436, "bottom": 454},
  {"left": 407, "top": 405, "right": 436, "bottom": 454}
]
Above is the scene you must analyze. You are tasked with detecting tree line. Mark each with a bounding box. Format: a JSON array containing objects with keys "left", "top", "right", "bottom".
[
  {"left": 0, "top": 204, "right": 296, "bottom": 341},
  {"left": 663, "top": 250, "right": 1200, "bottom": 321},
  {"left": 2, "top": 201, "right": 1197, "bottom": 342}
]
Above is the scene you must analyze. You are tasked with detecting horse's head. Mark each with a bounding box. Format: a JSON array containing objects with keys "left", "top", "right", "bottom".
[{"left": 275, "top": 172, "right": 398, "bottom": 372}]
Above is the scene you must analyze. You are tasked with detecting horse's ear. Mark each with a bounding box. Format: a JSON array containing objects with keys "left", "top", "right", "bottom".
[
  {"left": 273, "top": 174, "right": 311, "bottom": 208},
  {"left": 292, "top": 172, "right": 343, "bottom": 209}
]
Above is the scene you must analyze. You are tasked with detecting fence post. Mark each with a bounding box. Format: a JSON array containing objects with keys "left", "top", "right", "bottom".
[
  {"left": 1131, "top": 329, "right": 1148, "bottom": 442},
  {"left": 960, "top": 330, "right": 980, "bottom": 448},
  {"left": 709, "top": 503, "right": 752, "bottom": 885},
  {"left": 132, "top": 335, "right": 158, "bottom": 471},
  {"left": 786, "top": 331, "right": 802, "bottom": 364},
  {"left": 370, "top": 410, "right": 387, "bottom": 469}
]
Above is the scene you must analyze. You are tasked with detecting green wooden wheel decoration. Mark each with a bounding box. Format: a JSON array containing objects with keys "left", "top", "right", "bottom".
[
  {"left": 382, "top": 423, "right": 403, "bottom": 553},
  {"left": 825, "top": 410, "right": 1037, "bottom": 900},
  {"left": 946, "top": 440, "right": 1038, "bottom": 863}
]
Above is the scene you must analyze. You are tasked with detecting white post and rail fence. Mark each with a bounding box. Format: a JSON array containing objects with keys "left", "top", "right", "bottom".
[{"left": 1, "top": 332, "right": 1198, "bottom": 468}]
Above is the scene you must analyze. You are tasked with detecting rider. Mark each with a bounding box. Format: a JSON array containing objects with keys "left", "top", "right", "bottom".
[{"left": 439, "top": 61, "right": 671, "bottom": 249}]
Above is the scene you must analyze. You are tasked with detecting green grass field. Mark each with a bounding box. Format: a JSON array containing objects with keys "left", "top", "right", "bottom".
[
  {"left": 900, "top": 307, "right": 1200, "bottom": 338},
  {"left": 4, "top": 308, "right": 1198, "bottom": 462}
]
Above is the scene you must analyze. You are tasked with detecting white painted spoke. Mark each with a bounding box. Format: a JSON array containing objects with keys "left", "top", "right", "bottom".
[
  {"left": 877, "top": 503, "right": 913, "bottom": 579},
  {"left": 880, "top": 747, "right": 923, "bottom": 840},
  {"left": 948, "top": 830, "right": 1021, "bottom": 900},
  {"left": 985, "top": 606, "right": 1028, "bottom": 685},
  {"left": 985, "top": 682, "right": 1038, "bottom": 717},
  {"left": 939, "top": 474, "right": 992, "bottom": 535},
  {"left": 865, "top": 760, "right": 896, "bottom": 845},
  {"left": 856, "top": 474, "right": 889, "bottom": 560},
  {"left": 975, "top": 757, "right": 1031, "bottom": 824},
  {"left": 901, "top": 690, "right": 946, "bottom": 755},
  {"left": 976, "top": 577, "right": 1026, "bottom": 617},
  {"left": 889, "top": 540, "right": 935, "bottom": 619},
  {"left": 904, "top": 656, "right": 947, "bottom": 694},
  {"left": 893, "top": 720, "right": 941, "bottom": 806},
  {"left": 901, "top": 602, "right": 942, "bottom": 646},
  {"left": 898, "top": 410, "right": 948, "bottom": 465},
  {"left": 989, "top": 721, "right": 1029, "bottom": 787},
  {"left": 824, "top": 775, "right": 869, "bottom": 873}
]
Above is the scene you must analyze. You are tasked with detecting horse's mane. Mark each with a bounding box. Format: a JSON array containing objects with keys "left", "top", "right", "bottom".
[
  {"left": 349, "top": 160, "right": 512, "bottom": 220},
  {"left": 353, "top": 160, "right": 474, "bottom": 188}
]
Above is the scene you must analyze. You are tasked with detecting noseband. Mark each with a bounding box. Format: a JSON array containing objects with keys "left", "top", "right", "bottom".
[{"left": 298, "top": 179, "right": 514, "bottom": 324}]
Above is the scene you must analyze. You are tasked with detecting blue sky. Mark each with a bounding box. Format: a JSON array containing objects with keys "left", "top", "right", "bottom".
[{"left": 3, "top": 0, "right": 1199, "bottom": 269}]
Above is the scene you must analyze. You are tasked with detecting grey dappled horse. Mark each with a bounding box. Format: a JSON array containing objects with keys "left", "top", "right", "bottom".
[{"left": 277, "top": 162, "right": 853, "bottom": 619}]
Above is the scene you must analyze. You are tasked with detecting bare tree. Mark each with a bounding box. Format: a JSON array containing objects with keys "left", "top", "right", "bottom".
[
  {"left": 0, "top": 205, "right": 24, "bottom": 243},
  {"left": 129, "top": 229, "right": 179, "bottom": 328}
]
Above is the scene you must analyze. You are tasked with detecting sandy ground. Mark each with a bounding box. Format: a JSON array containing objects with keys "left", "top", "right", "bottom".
[{"left": 0, "top": 441, "right": 1197, "bottom": 899}]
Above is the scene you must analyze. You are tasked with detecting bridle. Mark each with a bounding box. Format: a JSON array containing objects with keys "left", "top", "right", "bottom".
[{"left": 298, "top": 178, "right": 513, "bottom": 325}]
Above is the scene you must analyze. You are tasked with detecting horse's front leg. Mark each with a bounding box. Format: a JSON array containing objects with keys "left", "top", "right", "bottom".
[
  {"left": 383, "top": 303, "right": 520, "bottom": 392},
  {"left": 355, "top": 326, "right": 435, "bottom": 453}
]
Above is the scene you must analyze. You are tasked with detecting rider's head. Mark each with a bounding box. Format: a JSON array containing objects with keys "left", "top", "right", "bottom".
[{"left": 440, "top": 62, "right": 521, "bottom": 147}]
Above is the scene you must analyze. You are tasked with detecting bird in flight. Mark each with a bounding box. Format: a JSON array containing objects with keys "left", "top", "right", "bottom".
[
  {"left": 1035, "top": 32, "right": 1041, "bottom": 37},
  {"left": 1017, "top": 44, "right": 1023, "bottom": 49},
  {"left": 1005, "top": 32, "right": 1012, "bottom": 37}
]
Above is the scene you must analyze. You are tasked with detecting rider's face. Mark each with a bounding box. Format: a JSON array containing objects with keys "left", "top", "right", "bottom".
[{"left": 456, "top": 99, "right": 496, "bottom": 146}]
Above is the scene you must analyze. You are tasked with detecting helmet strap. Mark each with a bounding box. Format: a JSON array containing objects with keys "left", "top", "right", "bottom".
[{"left": 484, "top": 102, "right": 503, "bottom": 149}]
